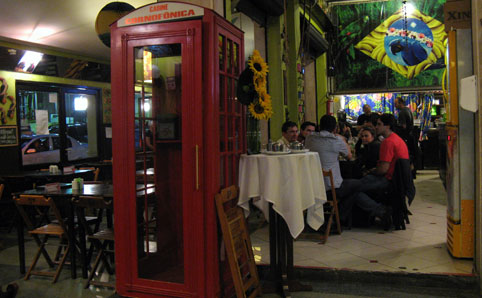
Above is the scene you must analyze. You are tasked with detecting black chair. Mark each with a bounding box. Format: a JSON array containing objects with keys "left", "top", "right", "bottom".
[{"left": 387, "top": 158, "right": 416, "bottom": 230}]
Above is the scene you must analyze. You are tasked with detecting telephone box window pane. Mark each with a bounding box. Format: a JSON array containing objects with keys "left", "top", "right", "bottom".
[
  {"left": 234, "top": 118, "right": 240, "bottom": 151},
  {"left": 219, "top": 74, "right": 225, "bottom": 112},
  {"left": 234, "top": 154, "right": 240, "bottom": 184},
  {"left": 234, "top": 79, "right": 240, "bottom": 113},
  {"left": 134, "top": 44, "right": 184, "bottom": 284},
  {"left": 228, "top": 114, "right": 233, "bottom": 138},
  {"left": 227, "top": 40, "right": 232, "bottom": 74},
  {"left": 219, "top": 35, "right": 225, "bottom": 71},
  {"left": 220, "top": 115, "right": 225, "bottom": 152},
  {"left": 227, "top": 77, "right": 233, "bottom": 113},
  {"left": 233, "top": 42, "right": 239, "bottom": 75},
  {"left": 226, "top": 155, "right": 233, "bottom": 186},
  {"left": 220, "top": 156, "right": 225, "bottom": 188}
]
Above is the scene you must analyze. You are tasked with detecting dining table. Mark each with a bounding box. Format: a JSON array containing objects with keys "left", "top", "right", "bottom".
[
  {"left": 14, "top": 182, "right": 113, "bottom": 279},
  {"left": 2, "top": 169, "right": 95, "bottom": 189},
  {"left": 14, "top": 182, "right": 156, "bottom": 279},
  {"left": 238, "top": 151, "right": 327, "bottom": 295}
]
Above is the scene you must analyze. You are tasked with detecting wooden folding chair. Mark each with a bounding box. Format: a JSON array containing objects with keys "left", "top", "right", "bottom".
[
  {"left": 72, "top": 196, "right": 114, "bottom": 288},
  {"left": 14, "top": 195, "right": 70, "bottom": 283},
  {"left": 320, "top": 170, "right": 342, "bottom": 244},
  {"left": 215, "top": 185, "right": 261, "bottom": 298}
]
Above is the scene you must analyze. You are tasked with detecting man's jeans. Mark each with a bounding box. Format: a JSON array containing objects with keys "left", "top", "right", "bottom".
[
  {"left": 356, "top": 174, "right": 390, "bottom": 217},
  {"left": 332, "top": 179, "right": 362, "bottom": 222},
  {"left": 359, "top": 174, "right": 390, "bottom": 193}
]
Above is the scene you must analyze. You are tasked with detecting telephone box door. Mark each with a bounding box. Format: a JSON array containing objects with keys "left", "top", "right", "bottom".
[{"left": 111, "top": 19, "right": 205, "bottom": 296}]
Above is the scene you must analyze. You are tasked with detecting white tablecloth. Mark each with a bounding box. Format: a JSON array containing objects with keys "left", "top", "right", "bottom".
[{"left": 238, "top": 152, "right": 327, "bottom": 238}]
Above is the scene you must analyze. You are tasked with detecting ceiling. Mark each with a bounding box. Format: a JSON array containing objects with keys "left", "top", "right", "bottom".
[{"left": 0, "top": 0, "right": 156, "bottom": 63}]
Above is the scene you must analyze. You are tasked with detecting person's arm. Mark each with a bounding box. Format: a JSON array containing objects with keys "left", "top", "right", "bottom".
[
  {"left": 336, "top": 134, "right": 352, "bottom": 160},
  {"left": 375, "top": 161, "right": 390, "bottom": 176},
  {"left": 376, "top": 139, "right": 392, "bottom": 176}
]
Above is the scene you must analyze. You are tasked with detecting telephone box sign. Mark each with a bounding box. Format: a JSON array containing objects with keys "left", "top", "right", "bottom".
[{"left": 117, "top": 2, "right": 204, "bottom": 27}]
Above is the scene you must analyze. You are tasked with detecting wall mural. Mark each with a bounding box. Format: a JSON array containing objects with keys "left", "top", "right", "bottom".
[
  {"left": 0, "top": 76, "right": 16, "bottom": 125},
  {"left": 333, "top": 0, "right": 447, "bottom": 91}
]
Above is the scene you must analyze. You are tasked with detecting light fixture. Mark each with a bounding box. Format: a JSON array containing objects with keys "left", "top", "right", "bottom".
[
  {"left": 143, "top": 102, "right": 151, "bottom": 112},
  {"left": 74, "top": 96, "right": 88, "bottom": 111},
  {"left": 404, "top": 2, "right": 415, "bottom": 17},
  {"left": 15, "top": 51, "right": 43, "bottom": 73}
]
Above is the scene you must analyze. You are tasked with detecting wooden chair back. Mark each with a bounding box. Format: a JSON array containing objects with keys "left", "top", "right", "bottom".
[
  {"left": 14, "top": 194, "right": 70, "bottom": 283},
  {"left": 321, "top": 170, "right": 342, "bottom": 244},
  {"left": 215, "top": 185, "right": 261, "bottom": 298},
  {"left": 15, "top": 195, "right": 67, "bottom": 233},
  {"left": 77, "top": 167, "right": 100, "bottom": 181},
  {"left": 72, "top": 196, "right": 112, "bottom": 234}
]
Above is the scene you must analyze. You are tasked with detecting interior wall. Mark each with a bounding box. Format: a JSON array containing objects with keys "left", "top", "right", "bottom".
[
  {"left": 304, "top": 60, "right": 317, "bottom": 124},
  {"left": 316, "top": 53, "right": 328, "bottom": 118}
]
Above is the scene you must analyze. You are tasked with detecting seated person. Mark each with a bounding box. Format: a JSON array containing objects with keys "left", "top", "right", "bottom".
[
  {"left": 277, "top": 121, "right": 298, "bottom": 146},
  {"left": 354, "top": 125, "right": 380, "bottom": 178},
  {"left": 359, "top": 113, "right": 409, "bottom": 192},
  {"left": 336, "top": 121, "right": 352, "bottom": 142},
  {"left": 351, "top": 113, "right": 409, "bottom": 228},
  {"left": 297, "top": 121, "right": 316, "bottom": 144},
  {"left": 305, "top": 115, "right": 361, "bottom": 224}
]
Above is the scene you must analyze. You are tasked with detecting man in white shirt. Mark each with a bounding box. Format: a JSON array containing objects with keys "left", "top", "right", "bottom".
[
  {"left": 277, "top": 121, "right": 299, "bottom": 145},
  {"left": 305, "top": 115, "right": 360, "bottom": 224}
]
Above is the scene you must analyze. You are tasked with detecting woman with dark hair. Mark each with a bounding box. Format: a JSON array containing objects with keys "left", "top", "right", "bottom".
[{"left": 355, "top": 125, "right": 380, "bottom": 177}]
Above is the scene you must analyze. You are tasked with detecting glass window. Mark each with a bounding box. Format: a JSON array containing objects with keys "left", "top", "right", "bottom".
[
  {"left": 134, "top": 44, "right": 184, "bottom": 283},
  {"left": 65, "top": 93, "right": 97, "bottom": 158},
  {"left": 18, "top": 85, "right": 99, "bottom": 167}
]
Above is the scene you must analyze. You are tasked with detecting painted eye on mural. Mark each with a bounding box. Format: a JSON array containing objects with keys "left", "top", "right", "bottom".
[{"left": 355, "top": 7, "right": 447, "bottom": 79}]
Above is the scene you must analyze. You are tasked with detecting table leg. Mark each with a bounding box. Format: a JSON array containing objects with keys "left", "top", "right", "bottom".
[
  {"left": 68, "top": 203, "right": 77, "bottom": 279},
  {"left": 268, "top": 203, "right": 277, "bottom": 280},
  {"left": 77, "top": 210, "right": 88, "bottom": 279},
  {"left": 280, "top": 214, "right": 312, "bottom": 293},
  {"left": 16, "top": 211, "right": 25, "bottom": 274}
]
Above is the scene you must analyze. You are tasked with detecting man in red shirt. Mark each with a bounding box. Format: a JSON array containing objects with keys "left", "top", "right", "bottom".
[
  {"left": 358, "top": 113, "right": 409, "bottom": 191},
  {"left": 375, "top": 113, "right": 409, "bottom": 180},
  {"left": 351, "top": 114, "right": 409, "bottom": 229}
]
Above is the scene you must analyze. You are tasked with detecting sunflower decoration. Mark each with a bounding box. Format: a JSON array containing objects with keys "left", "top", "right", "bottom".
[
  {"left": 236, "top": 49, "right": 272, "bottom": 120},
  {"left": 248, "top": 91, "right": 273, "bottom": 120},
  {"left": 248, "top": 50, "right": 269, "bottom": 79}
]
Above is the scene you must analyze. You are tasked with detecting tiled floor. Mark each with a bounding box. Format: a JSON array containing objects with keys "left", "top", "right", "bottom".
[
  {"left": 0, "top": 170, "right": 475, "bottom": 298},
  {"left": 249, "top": 170, "right": 474, "bottom": 275}
]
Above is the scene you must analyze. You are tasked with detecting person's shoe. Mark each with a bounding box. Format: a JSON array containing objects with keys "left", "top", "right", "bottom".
[{"left": 380, "top": 207, "right": 392, "bottom": 231}]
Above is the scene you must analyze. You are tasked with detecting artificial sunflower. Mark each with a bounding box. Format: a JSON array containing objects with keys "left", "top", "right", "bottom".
[
  {"left": 254, "top": 76, "right": 267, "bottom": 94},
  {"left": 248, "top": 99, "right": 267, "bottom": 120},
  {"left": 260, "top": 100, "right": 273, "bottom": 119},
  {"left": 248, "top": 50, "right": 269, "bottom": 79}
]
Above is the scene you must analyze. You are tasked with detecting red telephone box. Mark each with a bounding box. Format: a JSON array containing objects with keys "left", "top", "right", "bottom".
[{"left": 110, "top": 2, "right": 244, "bottom": 297}]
